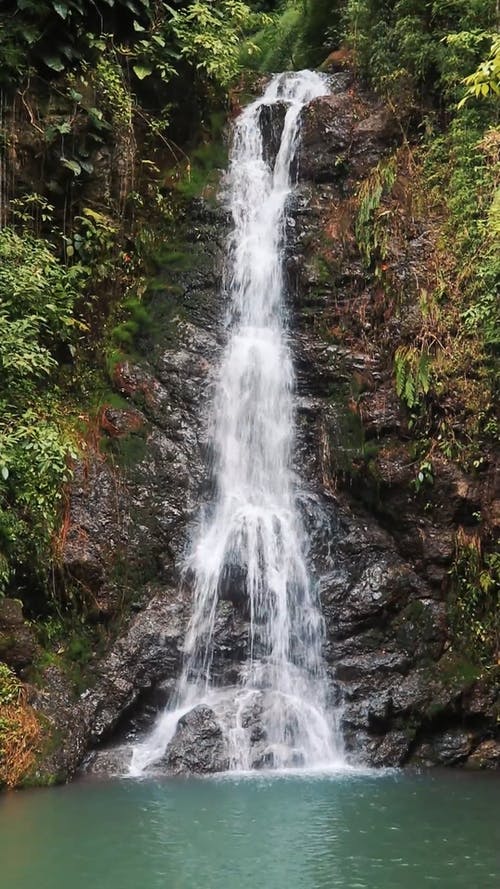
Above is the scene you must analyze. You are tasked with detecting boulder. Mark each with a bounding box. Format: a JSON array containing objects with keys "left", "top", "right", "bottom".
[
  {"left": 258, "top": 101, "right": 288, "bottom": 169},
  {"left": 0, "top": 598, "right": 38, "bottom": 674},
  {"left": 411, "top": 728, "right": 476, "bottom": 767},
  {"left": 466, "top": 739, "right": 500, "bottom": 770},
  {"left": 162, "top": 705, "right": 229, "bottom": 774}
]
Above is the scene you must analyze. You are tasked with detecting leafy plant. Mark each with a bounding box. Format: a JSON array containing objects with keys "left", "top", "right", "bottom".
[
  {"left": 0, "top": 663, "right": 20, "bottom": 706},
  {"left": 394, "top": 345, "right": 432, "bottom": 410},
  {"left": 0, "top": 228, "right": 81, "bottom": 596},
  {"left": 450, "top": 532, "right": 500, "bottom": 666},
  {"left": 458, "top": 34, "right": 500, "bottom": 107},
  {"left": 167, "top": 0, "right": 268, "bottom": 87},
  {"left": 355, "top": 158, "right": 396, "bottom": 268}
]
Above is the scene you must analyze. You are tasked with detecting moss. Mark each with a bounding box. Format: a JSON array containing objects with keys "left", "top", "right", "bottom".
[
  {"left": 100, "top": 431, "right": 149, "bottom": 469},
  {"left": 173, "top": 134, "right": 227, "bottom": 202},
  {"left": 328, "top": 383, "right": 384, "bottom": 506},
  {"left": 434, "top": 651, "right": 482, "bottom": 689},
  {"left": 20, "top": 716, "right": 65, "bottom": 788},
  {"left": 32, "top": 615, "right": 109, "bottom": 696},
  {"left": 393, "top": 600, "right": 438, "bottom": 658}
]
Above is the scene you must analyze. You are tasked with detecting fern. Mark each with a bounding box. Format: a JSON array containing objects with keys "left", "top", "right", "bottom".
[
  {"left": 355, "top": 158, "right": 397, "bottom": 267},
  {"left": 394, "top": 345, "right": 433, "bottom": 410}
]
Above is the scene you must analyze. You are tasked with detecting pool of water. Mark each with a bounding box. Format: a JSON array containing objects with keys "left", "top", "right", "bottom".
[{"left": 0, "top": 769, "right": 498, "bottom": 889}]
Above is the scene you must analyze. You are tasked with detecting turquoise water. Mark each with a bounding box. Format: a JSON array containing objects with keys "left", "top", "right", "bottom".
[{"left": 0, "top": 770, "right": 498, "bottom": 888}]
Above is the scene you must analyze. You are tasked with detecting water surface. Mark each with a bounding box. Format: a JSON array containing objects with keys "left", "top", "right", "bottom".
[{"left": 1, "top": 770, "right": 498, "bottom": 888}]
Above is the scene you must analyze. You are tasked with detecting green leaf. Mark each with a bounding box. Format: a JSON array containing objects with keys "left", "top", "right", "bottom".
[
  {"left": 132, "top": 63, "right": 153, "bottom": 80},
  {"left": 42, "top": 55, "right": 65, "bottom": 72},
  {"left": 53, "top": 3, "right": 70, "bottom": 19},
  {"left": 1, "top": 466, "right": 8, "bottom": 481},
  {"left": 61, "top": 158, "right": 82, "bottom": 175},
  {"left": 79, "top": 159, "right": 94, "bottom": 174}
]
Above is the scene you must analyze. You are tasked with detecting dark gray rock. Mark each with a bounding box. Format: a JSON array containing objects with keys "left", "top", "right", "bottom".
[
  {"left": 0, "top": 598, "right": 39, "bottom": 674},
  {"left": 411, "top": 729, "right": 476, "bottom": 767},
  {"left": 162, "top": 705, "right": 229, "bottom": 774},
  {"left": 466, "top": 739, "right": 500, "bottom": 770},
  {"left": 81, "top": 745, "right": 131, "bottom": 777},
  {"left": 259, "top": 101, "right": 288, "bottom": 169},
  {"left": 296, "top": 92, "right": 398, "bottom": 185}
]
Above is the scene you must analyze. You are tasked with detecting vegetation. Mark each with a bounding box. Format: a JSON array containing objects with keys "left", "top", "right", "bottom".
[
  {"left": 0, "top": 228, "right": 81, "bottom": 597},
  {"left": 0, "top": 663, "right": 41, "bottom": 788},
  {"left": 450, "top": 532, "right": 499, "bottom": 667}
]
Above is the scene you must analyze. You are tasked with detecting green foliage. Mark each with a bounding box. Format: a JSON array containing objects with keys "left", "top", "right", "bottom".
[
  {"left": 0, "top": 228, "right": 80, "bottom": 596},
  {"left": 457, "top": 34, "right": 500, "bottom": 107},
  {"left": 411, "top": 459, "right": 434, "bottom": 494},
  {"left": 242, "top": 0, "right": 343, "bottom": 72},
  {"left": 168, "top": 0, "right": 266, "bottom": 87},
  {"left": 65, "top": 208, "right": 119, "bottom": 284},
  {"left": 0, "top": 0, "right": 152, "bottom": 84},
  {"left": 450, "top": 534, "right": 500, "bottom": 666},
  {"left": 110, "top": 296, "right": 151, "bottom": 348},
  {"left": 0, "top": 0, "right": 265, "bottom": 97},
  {"left": 241, "top": 1, "right": 305, "bottom": 72},
  {"left": 0, "top": 229, "right": 80, "bottom": 389},
  {"left": 355, "top": 158, "right": 396, "bottom": 267},
  {"left": 92, "top": 56, "right": 133, "bottom": 129},
  {"left": 394, "top": 345, "right": 432, "bottom": 411},
  {"left": 0, "top": 662, "right": 20, "bottom": 705},
  {"left": 425, "top": 111, "right": 499, "bottom": 359},
  {"left": 175, "top": 135, "right": 228, "bottom": 199},
  {"left": 345, "top": 0, "right": 497, "bottom": 104}
]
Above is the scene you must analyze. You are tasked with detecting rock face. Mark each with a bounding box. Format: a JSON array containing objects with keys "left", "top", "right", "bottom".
[
  {"left": 0, "top": 599, "right": 38, "bottom": 675},
  {"left": 162, "top": 705, "right": 229, "bottom": 774},
  {"left": 25, "top": 76, "right": 498, "bottom": 782},
  {"left": 286, "top": 72, "right": 499, "bottom": 768},
  {"left": 258, "top": 101, "right": 288, "bottom": 169}
]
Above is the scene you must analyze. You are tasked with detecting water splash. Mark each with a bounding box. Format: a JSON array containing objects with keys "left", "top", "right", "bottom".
[{"left": 131, "top": 71, "right": 343, "bottom": 775}]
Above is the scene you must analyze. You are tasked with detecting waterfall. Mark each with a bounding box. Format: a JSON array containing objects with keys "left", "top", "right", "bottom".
[{"left": 131, "top": 71, "right": 343, "bottom": 774}]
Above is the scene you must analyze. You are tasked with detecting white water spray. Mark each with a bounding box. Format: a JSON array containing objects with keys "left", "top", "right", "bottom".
[{"left": 131, "top": 71, "right": 343, "bottom": 775}]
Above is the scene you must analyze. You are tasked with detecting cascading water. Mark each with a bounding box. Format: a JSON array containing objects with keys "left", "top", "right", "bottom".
[{"left": 131, "top": 71, "right": 343, "bottom": 775}]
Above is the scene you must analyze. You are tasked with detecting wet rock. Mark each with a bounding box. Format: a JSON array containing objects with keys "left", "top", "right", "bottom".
[
  {"left": 320, "top": 50, "right": 352, "bottom": 74},
  {"left": 252, "top": 751, "right": 276, "bottom": 769},
  {"left": 100, "top": 407, "right": 146, "bottom": 438},
  {"left": 463, "top": 681, "right": 500, "bottom": 718},
  {"left": 297, "top": 91, "right": 398, "bottom": 185},
  {"left": 241, "top": 697, "right": 266, "bottom": 744},
  {"left": 297, "top": 93, "right": 353, "bottom": 183},
  {"left": 61, "top": 458, "right": 126, "bottom": 615},
  {"left": 359, "top": 386, "right": 404, "bottom": 436},
  {"left": 259, "top": 102, "right": 288, "bottom": 169},
  {"left": 82, "top": 745, "right": 131, "bottom": 777},
  {"left": 466, "top": 739, "right": 500, "bottom": 770},
  {"left": 0, "top": 598, "right": 38, "bottom": 674},
  {"left": 411, "top": 728, "right": 476, "bottom": 766},
  {"left": 162, "top": 705, "right": 229, "bottom": 774},
  {"left": 353, "top": 730, "right": 412, "bottom": 767},
  {"left": 210, "top": 601, "right": 249, "bottom": 684},
  {"left": 218, "top": 561, "right": 248, "bottom": 607},
  {"left": 83, "top": 589, "right": 187, "bottom": 745},
  {"left": 350, "top": 109, "right": 399, "bottom": 175}
]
